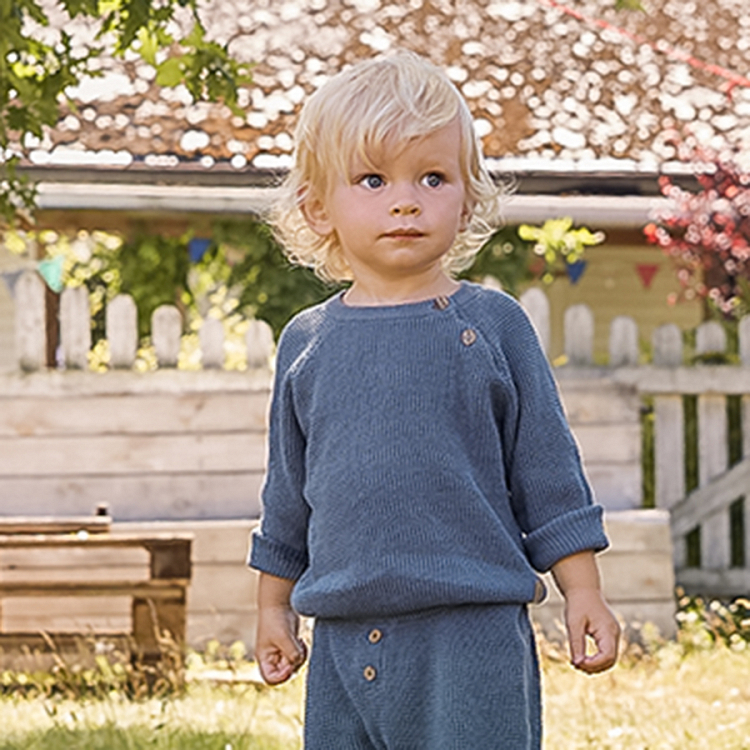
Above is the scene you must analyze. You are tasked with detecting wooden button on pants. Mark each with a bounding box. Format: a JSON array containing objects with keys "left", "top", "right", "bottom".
[{"left": 303, "top": 604, "right": 541, "bottom": 750}]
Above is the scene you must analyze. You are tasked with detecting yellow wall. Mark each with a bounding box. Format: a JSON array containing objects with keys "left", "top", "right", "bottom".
[{"left": 527, "top": 234, "right": 703, "bottom": 362}]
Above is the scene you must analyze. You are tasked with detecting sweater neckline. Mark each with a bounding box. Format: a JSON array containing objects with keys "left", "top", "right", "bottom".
[{"left": 326, "top": 281, "right": 480, "bottom": 320}]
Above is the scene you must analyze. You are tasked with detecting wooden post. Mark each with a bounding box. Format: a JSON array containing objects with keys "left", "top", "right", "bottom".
[
  {"left": 200, "top": 318, "right": 224, "bottom": 369},
  {"left": 45, "top": 286, "right": 60, "bottom": 368},
  {"left": 695, "top": 321, "right": 728, "bottom": 486},
  {"left": 152, "top": 305, "right": 182, "bottom": 368},
  {"left": 609, "top": 315, "right": 639, "bottom": 367},
  {"left": 654, "top": 395, "right": 685, "bottom": 511},
  {"left": 519, "top": 287, "right": 550, "bottom": 356},
  {"left": 60, "top": 287, "right": 91, "bottom": 370},
  {"left": 702, "top": 511, "right": 731, "bottom": 570},
  {"left": 245, "top": 319, "right": 274, "bottom": 369},
  {"left": 739, "top": 315, "right": 750, "bottom": 459},
  {"left": 564, "top": 304, "right": 593, "bottom": 366},
  {"left": 106, "top": 295, "right": 138, "bottom": 369},
  {"left": 15, "top": 271, "right": 46, "bottom": 372},
  {"left": 133, "top": 539, "right": 191, "bottom": 658}
]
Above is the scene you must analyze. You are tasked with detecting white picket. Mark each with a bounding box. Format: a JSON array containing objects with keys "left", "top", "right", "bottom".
[
  {"left": 564, "top": 304, "right": 594, "bottom": 366},
  {"left": 107, "top": 294, "right": 138, "bottom": 369},
  {"left": 14, "top": 271, "right": 46, "bottom": 372},
  {"left": 200, "top": 318, "right": 225, "bottom": 369},
  {"left": 60, "top": 286, "right": 91, "bottom": 370},
  {"left": 152, "top": 305, "right": 182, "bottom": 368},
  {"left": 520, "top": 287, "right": 550, "bottom": 355},
  {"left": 695, "top": 320, "right": 729, "bottom": 487},
  {"left": 609, "top": 315, "right": 638, "bottom": 367},
  {"left": 652, "top": 324, "right": 682, "bottom": 367},
  {"left": 245, "top": 319, "right": 274, "bottom": 369}
]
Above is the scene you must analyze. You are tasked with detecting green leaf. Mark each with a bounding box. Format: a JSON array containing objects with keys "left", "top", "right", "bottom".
[
  {"left": 614, "top": 0, "right": 645, "bottom": 10},
  {"left": 136, "top": 27, "right": 158, "bottom": 65},
  {"left": 156, "top": 56, "right": 183, "bottom": 87}
]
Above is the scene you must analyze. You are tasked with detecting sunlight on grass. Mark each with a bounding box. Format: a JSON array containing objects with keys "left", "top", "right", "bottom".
[
  {"left": 543, "top": 646, "right": 750, "bottom": 749},
  {"left": 1, "top": 597, "right": 750, "bottom": 749},
  {"left": 0, "top": 675, "right": 304, "bottom": 750}
]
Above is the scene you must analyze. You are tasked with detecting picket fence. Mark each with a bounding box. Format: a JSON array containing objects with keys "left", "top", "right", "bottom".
[
  {"left": 14, "top": 271, "right": 274, "bottom": 372},
  {"left": 521, "top": 287, "right": 750, "bottom": 599},
  {"left": 8, "top": 271, "right": 750, "bottom": 599}
]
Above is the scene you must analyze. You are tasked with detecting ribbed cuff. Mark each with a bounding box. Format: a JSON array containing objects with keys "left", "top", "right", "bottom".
[
  {"left": 248, "top": 531, "right": 308, "bottom": 581},
  {"left": 523, "top": 505, "right": 609, "bottom": 572}
]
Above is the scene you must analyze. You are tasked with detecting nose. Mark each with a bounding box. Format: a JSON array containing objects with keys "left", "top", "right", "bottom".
[{"left": 389, "top": 190, "right": 420, "bottom": 217}]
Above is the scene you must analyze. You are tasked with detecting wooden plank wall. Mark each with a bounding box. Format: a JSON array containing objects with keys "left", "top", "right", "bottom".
[
  {"left": 0, "top": 370, "right": 271, "bottom": 520},
  {"left": 0, "top": 368, "right": 644, "bottom": 518}
]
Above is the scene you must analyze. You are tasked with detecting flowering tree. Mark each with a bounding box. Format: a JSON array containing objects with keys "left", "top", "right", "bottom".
[
  {"left": 1, "top": 0, "right": 252, "bottom": 226},
  {"left": 644, "top": 140, "right": 750, "bottom": 318}
]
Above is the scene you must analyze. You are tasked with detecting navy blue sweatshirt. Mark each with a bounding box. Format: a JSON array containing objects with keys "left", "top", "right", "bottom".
[{"left": 249, "top": 282, "right": 608, "bottom": 619}]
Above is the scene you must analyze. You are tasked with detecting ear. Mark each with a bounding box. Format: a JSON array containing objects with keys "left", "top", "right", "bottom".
[
  {"left": 300, "top": 190, "right": 334, "bottom": 237},
  {"left": 459, "top": 201, "right": 473, "bottom": 232}
]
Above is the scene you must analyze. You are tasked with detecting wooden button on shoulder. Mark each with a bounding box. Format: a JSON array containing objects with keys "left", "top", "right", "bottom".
[
  {"left": 363, "top": 665, "right": 377, "bottom": 681},
  {"left": 461, "top": 328, "right": 477, "bottom": 346},
  {"left": 368, "top": 628, "right": 382, "bottom": 644}
]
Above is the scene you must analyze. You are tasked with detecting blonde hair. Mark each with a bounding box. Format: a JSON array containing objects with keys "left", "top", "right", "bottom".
[{"left": 272, "top": 50, "right": 502, "bottom": 283}]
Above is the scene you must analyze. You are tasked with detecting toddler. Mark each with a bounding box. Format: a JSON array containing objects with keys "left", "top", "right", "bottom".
[{"left": 249, "top": 50, "right": 619, "bottom": 749}]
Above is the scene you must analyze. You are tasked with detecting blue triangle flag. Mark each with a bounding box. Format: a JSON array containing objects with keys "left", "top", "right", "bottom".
[
  {"left": 189, "top": 237, "right": 212, "bottom": 263},
  {"left": 566, "top": 260, "right": 587, "bottom": 285}
]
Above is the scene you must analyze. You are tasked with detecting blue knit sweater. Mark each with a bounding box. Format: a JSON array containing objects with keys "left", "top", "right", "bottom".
[{"left": 250, "top": 282, "right": 608, "bottom": 619}]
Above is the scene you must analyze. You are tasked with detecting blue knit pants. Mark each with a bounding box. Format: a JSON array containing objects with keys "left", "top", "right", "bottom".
[{"left": 304, "top": 604, "right": 541, "bottom": 749}]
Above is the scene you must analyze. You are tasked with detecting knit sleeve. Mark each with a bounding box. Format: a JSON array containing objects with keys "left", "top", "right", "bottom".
[
  {"left": 497, "top": 299, "right": 608, "bottom": 572},
  {"left": 248, "top": 325, "right": 310, "bottom": 581}
]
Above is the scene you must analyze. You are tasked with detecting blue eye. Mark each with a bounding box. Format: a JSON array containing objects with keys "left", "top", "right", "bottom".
[
  {"left": 360, "top": 174, "right": 384, "bottom": 189},
  {"left": 423, "top": 172, "right": 443, "bottom": 188}
]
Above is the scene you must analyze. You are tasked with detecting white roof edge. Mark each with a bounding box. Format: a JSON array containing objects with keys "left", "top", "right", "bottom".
[
  {"left": 35, "top": 183, "right": 279, "bottom": 215},
  {"left": 502, "top": 195, "right": 670, "bottom": 228},
  {"left": 36, "top": 182, "right": 670, "bottom": 227}
]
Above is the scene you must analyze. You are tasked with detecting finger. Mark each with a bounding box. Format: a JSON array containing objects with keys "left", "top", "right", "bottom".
[
  {"left": 573, "top": 631, "right": 619, "bottom": 674},
  {"left": 258, "top": 650, "right": 296, "bottom": 684},
  {"left": 566, "top": 617, "right": 587, "bottom": 667},
  {"left": 281, "top": 633, "right": 307, "bottom": 669},
  {"left": 573, "top": 650, "right": 616, "bottom": 674}
]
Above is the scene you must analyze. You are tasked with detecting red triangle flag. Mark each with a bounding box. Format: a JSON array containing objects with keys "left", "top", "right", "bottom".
[{"left": 636, "top": 263, "right": 659, "bottom": 289}]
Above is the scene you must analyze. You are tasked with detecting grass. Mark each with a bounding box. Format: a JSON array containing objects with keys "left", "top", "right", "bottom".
[
  {"left": 542, "top": 638, "right": 750, "bottom": 749},
  {"left": 1, "top": 598, "right": 749, "bottom": 749},
  {"left": 0, "top": 679, "right": 305, "bottom": 749}
]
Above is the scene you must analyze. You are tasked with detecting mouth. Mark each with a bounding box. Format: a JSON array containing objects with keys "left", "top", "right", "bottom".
[{"left": 382, "top": 228, "right": 425, "bottom": 239}]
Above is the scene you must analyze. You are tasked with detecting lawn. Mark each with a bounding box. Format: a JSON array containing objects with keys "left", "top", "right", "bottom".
[{"left": 1, "top": 600, "right": 749, "bottom": 749}]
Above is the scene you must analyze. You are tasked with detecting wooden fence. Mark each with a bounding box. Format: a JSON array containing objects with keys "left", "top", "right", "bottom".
[
  {"left": 6, "top": 272, "right": 749, "bottom": 600},
  {"left": 521, "top": 287, "right": 750, "bottom": 599},
  {"left": 14, "top": 270, "right": 274, "bottom": 372}
]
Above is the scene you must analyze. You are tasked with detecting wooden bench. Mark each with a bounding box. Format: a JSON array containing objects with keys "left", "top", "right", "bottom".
[{"left": 0, "top": 517, "right": 192, "bottom": 664}]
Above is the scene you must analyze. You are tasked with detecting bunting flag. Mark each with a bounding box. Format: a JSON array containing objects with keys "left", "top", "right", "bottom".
[
  {"left": 37, "top": 256, "right": 65, "bottom": 293},
  {"left": 189, "top": 237, "right": 212, "bottom": 263},
  {"left": 566, "top": 260, "right": 587, "bottom": 285},
  {"left": 0, "top": 269, "right": 25, "bottom": 297},
  {"left": 636, "top": 263, "right": 660, "bottom": 289}
]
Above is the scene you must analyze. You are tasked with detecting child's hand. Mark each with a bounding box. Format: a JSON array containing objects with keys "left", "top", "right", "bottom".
[
  {"left": 255, "top": 603, "right": 307, "bottom": 684},
  {"left": 550, "top": 550, "right": 620, "bottom": 674},
  {"left": 255, "top": 573, "right": 307, "bottom": 685},
  {"left": 563, "top": 587, "right": 620, "bottom": 674}
]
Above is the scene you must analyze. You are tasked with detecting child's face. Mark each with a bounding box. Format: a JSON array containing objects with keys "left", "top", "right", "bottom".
[{"left": 304, "top": 118, "right": 470, "bottom": 287}]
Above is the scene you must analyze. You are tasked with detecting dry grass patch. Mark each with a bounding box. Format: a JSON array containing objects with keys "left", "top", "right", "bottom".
[
  {"left": 0, "top": 596, "right": 748, "bottom": 748},
  {"left": 544, "top": 643, "right": 750, "bottom": 749}
]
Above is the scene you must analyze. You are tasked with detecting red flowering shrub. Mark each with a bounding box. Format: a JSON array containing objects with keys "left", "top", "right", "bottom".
[{"left": 644, "top": 139, "right": 750, "bottom": 317}]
